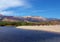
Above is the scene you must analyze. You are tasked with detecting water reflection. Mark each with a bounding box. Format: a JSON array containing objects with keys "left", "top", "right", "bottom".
[{"left": 0, "top": 26, "right": 60, "bottom": 42}]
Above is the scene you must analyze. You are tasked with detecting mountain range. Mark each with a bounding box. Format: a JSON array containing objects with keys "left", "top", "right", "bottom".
[{"left": 0, "top": 14, "right": 60, "bottom": 22}]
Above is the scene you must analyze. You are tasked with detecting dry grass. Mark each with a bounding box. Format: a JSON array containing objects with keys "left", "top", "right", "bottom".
[{"left": 16, "top": 25, "right": 60, "bottom": 33}]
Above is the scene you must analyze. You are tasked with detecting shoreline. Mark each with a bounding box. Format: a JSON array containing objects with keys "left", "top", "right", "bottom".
[{"left": 16, "top": 25, "right": 60, "bottom": 33}]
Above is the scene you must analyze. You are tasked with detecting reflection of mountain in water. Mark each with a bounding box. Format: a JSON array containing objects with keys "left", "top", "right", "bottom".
[{"left": 0, "top": 26, "right": 60, "bottom": 42}]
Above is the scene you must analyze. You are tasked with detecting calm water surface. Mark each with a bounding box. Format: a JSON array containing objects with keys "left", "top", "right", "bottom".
[{"left": 0, "top": 26, "right": 60, "bottom": 42}]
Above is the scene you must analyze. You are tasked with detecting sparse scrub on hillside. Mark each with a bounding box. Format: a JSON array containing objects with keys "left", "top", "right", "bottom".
[{"left": 0, "top": 21, "right": 60, "bottom": 26}]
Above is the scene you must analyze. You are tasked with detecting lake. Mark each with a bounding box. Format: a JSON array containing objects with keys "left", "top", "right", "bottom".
[{"left": 0, "top": 26, "right": 60, "bottom": 42}]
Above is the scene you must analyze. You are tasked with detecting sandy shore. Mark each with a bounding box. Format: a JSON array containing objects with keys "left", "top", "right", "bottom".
[{"left": 16, "top": 25, "right": 60, "bottom": 33}]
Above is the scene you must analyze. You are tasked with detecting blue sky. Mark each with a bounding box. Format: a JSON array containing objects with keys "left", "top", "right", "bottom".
[{"left": 0, "top": 0, "right": 60, "bottom": 18}]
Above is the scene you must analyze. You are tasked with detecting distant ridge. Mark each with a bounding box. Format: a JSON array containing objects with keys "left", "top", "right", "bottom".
[
  {"left": 0, "top": 14, "right": 3, "bottom": 16},
  {"left": 0, "top": 15, "right": 60, "bottom": 22}
]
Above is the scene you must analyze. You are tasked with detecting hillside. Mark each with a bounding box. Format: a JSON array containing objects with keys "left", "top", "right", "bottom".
[
  {"left": 0, "top": 15, "right": 60, "bottom": 26},
  {"left": 0, "top": 15, "right": 60, "bottom": 22}
]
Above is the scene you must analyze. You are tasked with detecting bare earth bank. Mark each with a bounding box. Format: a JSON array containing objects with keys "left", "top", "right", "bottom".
[{"left": 16, "top": 25, "right": 60, "bottom": 33}]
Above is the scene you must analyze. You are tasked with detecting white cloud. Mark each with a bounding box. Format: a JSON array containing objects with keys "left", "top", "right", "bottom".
[
  {"left": 0, "top": 11, "right": 14, "bottom": 16},
  {"left": 0, "top": 0, "right": 32, "bottom": 15},
  {"left": 0, "top": 0, "right": 31, "bottom": 10}
]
